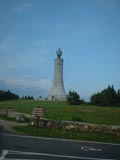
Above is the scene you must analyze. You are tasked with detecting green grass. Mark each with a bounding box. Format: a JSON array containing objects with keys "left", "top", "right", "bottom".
[
  {"left": 0, "top": 100, "right": 120, "bottom": 125},
  {"left": 13, "top": 125, "right": 120, "bottom": 144},
  {"left": 1, "top": 100, "right": 120, "bottom": 143}
]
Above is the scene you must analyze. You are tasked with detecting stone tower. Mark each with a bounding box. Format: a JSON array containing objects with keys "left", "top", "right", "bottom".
[{"left": 48, "top": 48, "right": 66, "bottom": 100}]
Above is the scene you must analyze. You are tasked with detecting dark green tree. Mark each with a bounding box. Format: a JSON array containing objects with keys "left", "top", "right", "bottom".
[
  {"left": 0, "top": 90, "right": 19, "bottom": 101},
  {"left": 67, "top": 90, "right": 82, "bottom": 105},
  {"left": 22, "top": 95, "right": 34, "bottom": 100},
  {"left": 90, "top": 85, "right": 117, "bottom": 106},
  {"left": 117, "top": 89, "right": 120, "bottom": 105}
]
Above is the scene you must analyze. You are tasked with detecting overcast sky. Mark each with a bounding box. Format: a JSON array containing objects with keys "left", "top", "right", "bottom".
[{"left": 0, "top": 0, "right": 120, "bottom": 100}]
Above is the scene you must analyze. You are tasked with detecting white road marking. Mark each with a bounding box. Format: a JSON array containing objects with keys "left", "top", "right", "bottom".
[
  {"left": 0, "top": 150, "right": 116, "bottom": 160},
  {"left": 0, "top": 150, "right": 46, "bottom": 160},
  {"left": 81, "top": 146, "right": 102, "bottom": 152},
  {"left": 0, "top": 150, "right": 8, "bottom": 160},
  {"left": 3, "top": 133, "right": 120, "bottom": 146}
]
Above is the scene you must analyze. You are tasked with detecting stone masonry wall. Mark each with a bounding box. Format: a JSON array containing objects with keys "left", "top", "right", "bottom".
[
  {"left": 0, "top": 107, "right": 120, "bottom": 136},
  {"left": 39, "top": 118, "right": 120, "bottom": 136},
  {"left": 0, "top": 108, "right": 30, "bottom": 121}
]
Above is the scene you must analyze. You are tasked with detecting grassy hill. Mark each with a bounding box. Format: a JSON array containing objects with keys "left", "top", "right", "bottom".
[{"left": 0, "top": 100, "right": 120, "bottom": 125}]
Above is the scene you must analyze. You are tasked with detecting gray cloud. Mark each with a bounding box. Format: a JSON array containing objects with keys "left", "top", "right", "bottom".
[
  {"left": 0, "top": 78, "right": 52, "bottom": 98},
  {"left": 0, "top": 80, "right": 8, "bottom": 90},
  {"left": 14, "top": 1, "right": 35, "bottom": 12},
  {"left": 0, "top": 37, "right": 16, "bottom": 52}
]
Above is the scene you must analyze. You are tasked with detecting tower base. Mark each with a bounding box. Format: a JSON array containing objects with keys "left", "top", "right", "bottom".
[{"left": 48, "top": 93, "right": 66, "bottom": 101}]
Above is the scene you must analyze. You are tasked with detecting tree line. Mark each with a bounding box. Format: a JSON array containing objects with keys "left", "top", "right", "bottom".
[
  {"left": 90, "top": 85, "right": 120, "bottom": 106},
  {"left": 0, "top": 90, "right": 19, "bottom": 101},
  {"left": 67, "top": 85, "right": 120, "bottom": 106},
  {"left": 1, "top": 85, "right": 120, "bottom": 107},
  {"left": 0, "top": 90, "right": 34, "bottom": 101},
  {"left": 21, "top": 95, "right": 34, "bottom": 100}
]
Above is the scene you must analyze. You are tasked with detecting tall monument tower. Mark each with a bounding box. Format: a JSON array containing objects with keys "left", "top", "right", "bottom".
[{"left": 48, "top": 48, "right": 66, "bottom": 100}]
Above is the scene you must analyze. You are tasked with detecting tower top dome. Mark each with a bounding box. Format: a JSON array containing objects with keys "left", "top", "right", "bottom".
[{"left": 56, "top": 48, "right": 62, "bottom": 57}]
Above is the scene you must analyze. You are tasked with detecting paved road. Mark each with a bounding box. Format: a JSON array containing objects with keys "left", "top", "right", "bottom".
[{"left": 0, "top": 129, "right": 120, "bottom": 160}]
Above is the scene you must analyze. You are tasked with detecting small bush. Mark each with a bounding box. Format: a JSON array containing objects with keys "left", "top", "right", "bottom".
[
  {"left": 71, "top": 116, "right": 82, "bottom": 122},
  {"left": 0, "top": 114, "right": 16, "bottom": 121}
]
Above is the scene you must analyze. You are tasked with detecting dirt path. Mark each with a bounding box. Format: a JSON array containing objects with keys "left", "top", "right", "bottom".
[{"left": 0, "top": 118, "right": 27, "bottom": 132}]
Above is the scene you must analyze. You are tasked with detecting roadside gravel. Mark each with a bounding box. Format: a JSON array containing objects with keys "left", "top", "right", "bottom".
[{"left": 0, "top": 118, "right": 27, "bottom": 132}]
